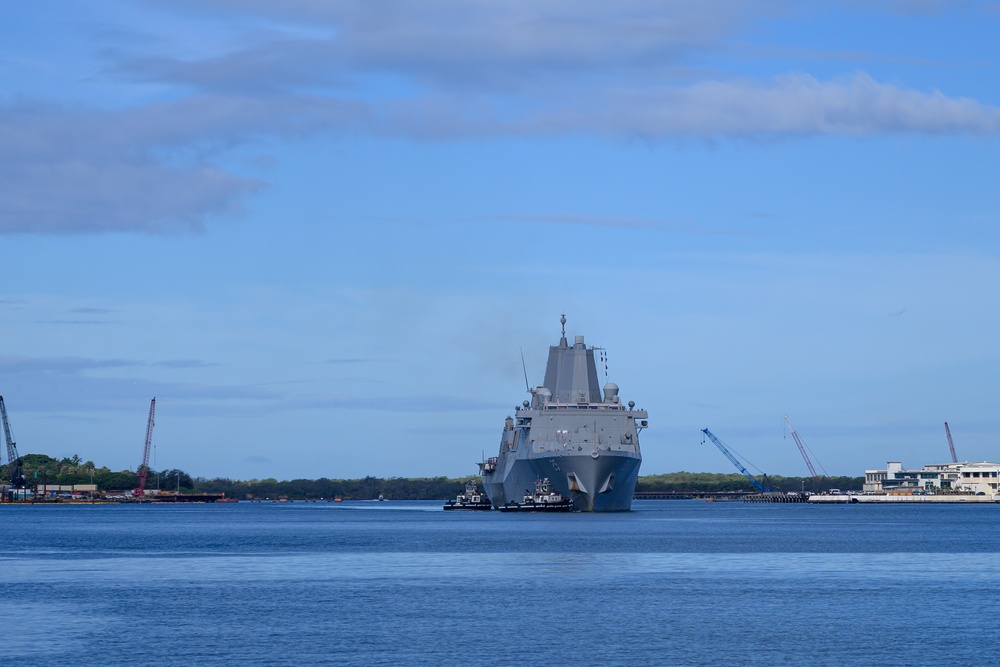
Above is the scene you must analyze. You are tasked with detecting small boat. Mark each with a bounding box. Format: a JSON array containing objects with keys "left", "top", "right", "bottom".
[
  {"left": 443, "top": 480, "right": 493, "bottom": 511},
  {"left": 500, "top": 478, "right": 574, "bottom": 512}
]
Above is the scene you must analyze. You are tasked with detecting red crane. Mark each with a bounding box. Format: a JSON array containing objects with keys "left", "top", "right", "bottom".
[
  {"left": 783, "top": 415, "right": 826, "bottom": 480},
  {"left": 1, "top": 395, "right": 26, "bottom": 489},
  {"left": 944, "top": 421, "right": 958, "bottom": 463},
  {"left": 135, "top": 398, "right": 156, "bottom": 498}
]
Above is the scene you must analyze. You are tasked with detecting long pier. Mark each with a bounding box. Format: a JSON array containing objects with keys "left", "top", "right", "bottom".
[
  {"left": 635, "top": 491, "right": 809, "bottom": 503},
  {"left": 634, "top": 491, "right": 752, "bottom": 501}
]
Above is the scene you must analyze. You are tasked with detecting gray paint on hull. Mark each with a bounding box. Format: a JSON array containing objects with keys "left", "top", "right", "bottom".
[{"left": 483, "top": 451, "right": 640, "bottom": 512}]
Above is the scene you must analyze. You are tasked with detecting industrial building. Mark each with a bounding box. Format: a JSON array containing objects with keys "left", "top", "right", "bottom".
[{"left": 864, "top": 461, "right": 1000, "bottom": 494}]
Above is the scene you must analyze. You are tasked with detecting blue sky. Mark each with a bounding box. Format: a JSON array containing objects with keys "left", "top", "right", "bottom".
[{"left": 2, "top": 1, "right": 999, "bottom": 482}]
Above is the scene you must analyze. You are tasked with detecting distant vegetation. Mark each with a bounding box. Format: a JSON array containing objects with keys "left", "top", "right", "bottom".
[
  {"left": 2, "top": 454, "right": 863, "bottom": 500},
  {"left": 636, "top": 472, "right": 863, "bottom": 495},
  {"left": 2, "top": 454, "right": 195, "bottom": 492}
]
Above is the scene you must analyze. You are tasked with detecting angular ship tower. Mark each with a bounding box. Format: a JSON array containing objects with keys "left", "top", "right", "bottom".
[{"left": 480, "top": 316, "right": 649, "bottom": 512}]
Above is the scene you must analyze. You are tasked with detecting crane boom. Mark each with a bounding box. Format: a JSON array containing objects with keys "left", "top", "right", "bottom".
[
  {"left": 784, "top": 415, "right": 819, "bottom": 479},
  {"left": 701, "top": 428, "right": 769, "bottom": 493},
  {"left": 135, "top": 398, "right": 156, "bottom": 498},
  {"left": 944, "top": 421, "right": 958, "bottom": 464},
  {"left": 0, "top": 395, "right": 25, "bottom": 488}
]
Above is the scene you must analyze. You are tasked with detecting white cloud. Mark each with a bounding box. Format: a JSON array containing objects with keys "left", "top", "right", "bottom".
[
  {"left": 3, "top": 1, "right": 997, "bottom": 235},
  {"left": 0, "top": 95, "right": 365, "bottom": 234},
  {"left": 149, "top": 0, "right": 761, "bottom": 87},
  {"left": 367, "top": 72, "right": 1000, "bottom": 138},
  {"left": 583, "top": 72, "right": 1000, "bottom": 137}
]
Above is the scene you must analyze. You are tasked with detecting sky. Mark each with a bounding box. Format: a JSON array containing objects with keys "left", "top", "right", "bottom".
[{"left": 2, "top": 1, "right": 999, "bottom": 482}]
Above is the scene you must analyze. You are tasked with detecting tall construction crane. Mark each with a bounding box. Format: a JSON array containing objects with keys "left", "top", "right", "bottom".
[
  {"left": 134, "top": 398, "right": 156, "bottom": 498},
  {"left": 783, "top": 415, "right": 823, "bottom": 480},
  {"left": 944, "top": 421, "right": 958, "bottom": 463},
  {"left": 701, "top": 428, "right": 769, "bottom": 493},
  {"left": 0, "top": 395, "right": 26, "bottom": 489}
]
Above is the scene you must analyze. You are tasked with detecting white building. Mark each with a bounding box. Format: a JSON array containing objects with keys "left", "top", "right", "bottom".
[
  {"left": 864, "top": 461, "right": 1000, "bottom": 494},
  {"left": 953, "top": 462, "right": 1000, "bottom": 494}
]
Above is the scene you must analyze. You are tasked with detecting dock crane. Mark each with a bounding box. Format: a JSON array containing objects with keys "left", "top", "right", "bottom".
[
  {"left": 783, "top": 415, "right": 825, "bottom": 480},
  {"left": 944, "top": 422, "right": 958, "bottom": 464},
  {"left": 0, "top": 395, "right": 26, "bottom": 489},
  {"left": 134, "top": 398, "right": 156, "bottom": 498},
  {"left": 701, "top": 428, "right": 770, "bottom": 493}
]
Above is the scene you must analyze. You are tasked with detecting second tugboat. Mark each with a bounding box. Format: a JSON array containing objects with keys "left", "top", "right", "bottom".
[
  {"left": 480, "top": 315, "right": 649, "bottom": 512},
  {"left": 500, "top": 478, "right": 574, "bottom": 512}
]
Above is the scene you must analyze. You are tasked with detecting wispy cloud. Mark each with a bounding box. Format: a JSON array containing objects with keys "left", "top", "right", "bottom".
[
  {"left": 0, "top": 95, "right": 364, "bottom": 235},
  {"left": 120, "top": 1, "right": 761, "bottom": 89},
  {"left": 0, "top": 355, "right": 138, "bottom": 374},
  {"left": 152, "top": 359, "right": 219, "bottom": 369},
  {"left": 485, "top": 212, "right": 762, "bottom": 235},
  {"left": 848, "top": 0, "right": 975, "bottom": 16},
  {"left": 434, "top": 72, "right": 1000, "bottom": 139},
  {"left": 291, "top": 394, "right": 507, "bottom": 413},
  {"left": 70, "top": 307, "right": 117, "bottom": 314},
  {"left": 0, "top": 354, "right": 499, "bottom": 415},
  {"left": 0, "top": 355, "right": 216, "bottom": 374},
  {"left": 322, "top": 358, "right": 379, "bottom": 365}
]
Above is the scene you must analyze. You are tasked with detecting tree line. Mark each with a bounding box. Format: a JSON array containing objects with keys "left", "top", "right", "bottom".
[
  {"left": 3, "top": 453, "right": 863, "bottom": 500},
  {"left": 636, "top": 471, "right": 862, "bottom": 495},
  {"left": 2, "top": 454, "right": 195, "bottom": 492}
]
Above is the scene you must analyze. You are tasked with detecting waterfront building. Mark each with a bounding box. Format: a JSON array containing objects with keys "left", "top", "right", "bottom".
[{"left": 864, "top": 461, "right": 1000, "bottom": 494}]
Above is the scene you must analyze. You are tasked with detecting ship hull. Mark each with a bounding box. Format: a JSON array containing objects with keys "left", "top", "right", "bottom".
[{"left": 483, "top": 451, "right": 640, "bottom": 512}]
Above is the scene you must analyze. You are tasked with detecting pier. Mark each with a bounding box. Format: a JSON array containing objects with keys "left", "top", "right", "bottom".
[
  {"left": 634, "top": 491, "right": 752, "bottom": 501},
  {"left": 634, "top": 491, "right": 808, "bottom": 503}
]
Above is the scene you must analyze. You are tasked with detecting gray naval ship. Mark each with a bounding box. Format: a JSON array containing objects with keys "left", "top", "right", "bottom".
[{"left": 479, "top": 315, "right": 649, "bottom": 512}]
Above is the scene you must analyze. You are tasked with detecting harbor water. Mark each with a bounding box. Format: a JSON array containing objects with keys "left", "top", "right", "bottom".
[{"left": 2, "top": 500, "right": 999, "bottom": 666}]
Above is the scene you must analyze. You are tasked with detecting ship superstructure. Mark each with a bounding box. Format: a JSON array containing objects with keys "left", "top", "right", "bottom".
[{"left": 480, "top": 315, "right": 649, "bottom": 512}]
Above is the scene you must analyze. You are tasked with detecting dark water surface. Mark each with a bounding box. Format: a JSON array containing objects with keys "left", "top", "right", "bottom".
[{"left": 2, "top": 500, "right": 998, "bottom": 666}]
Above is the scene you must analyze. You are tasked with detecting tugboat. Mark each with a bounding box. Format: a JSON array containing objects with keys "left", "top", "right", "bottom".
[
  {"left": 499, "top": 478, "right": 574, "bottom": 512},
  {"left": 443, "top": 480, "right": 493, "bottom": 511}
]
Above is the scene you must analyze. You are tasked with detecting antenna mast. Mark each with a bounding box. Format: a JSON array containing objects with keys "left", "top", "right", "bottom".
[{"left": 520, "top": 348, "right": 530, "bottom": 393}]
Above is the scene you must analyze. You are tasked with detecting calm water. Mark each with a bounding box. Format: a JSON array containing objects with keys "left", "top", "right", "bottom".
[{"left": 2, "top": 500, "right": 999, "bottom": 666}]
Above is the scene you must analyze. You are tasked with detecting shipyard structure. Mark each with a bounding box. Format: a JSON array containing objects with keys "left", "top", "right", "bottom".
[{"left": 480, "top": 316, "right": 649, "bottom": 512}]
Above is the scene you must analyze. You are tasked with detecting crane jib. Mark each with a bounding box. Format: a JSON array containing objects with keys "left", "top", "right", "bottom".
[
  {"left": 0, "top": 395, "right": 25, "bottom": 488},
  {"left": 135, "top": 398, "right": 157, "bottom": 498},
  {"left": 701, "top": 428, "right": 769, "bottom": 493}
]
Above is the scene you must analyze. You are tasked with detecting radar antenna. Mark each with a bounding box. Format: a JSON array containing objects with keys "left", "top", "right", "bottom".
[{"left": 519, "top": 348, "right": 530, "bottom": 393}]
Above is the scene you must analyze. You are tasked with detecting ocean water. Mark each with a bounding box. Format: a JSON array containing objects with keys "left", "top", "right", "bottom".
[{"left": 2, "top": 500, "right": 999, "bottom": 666}]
